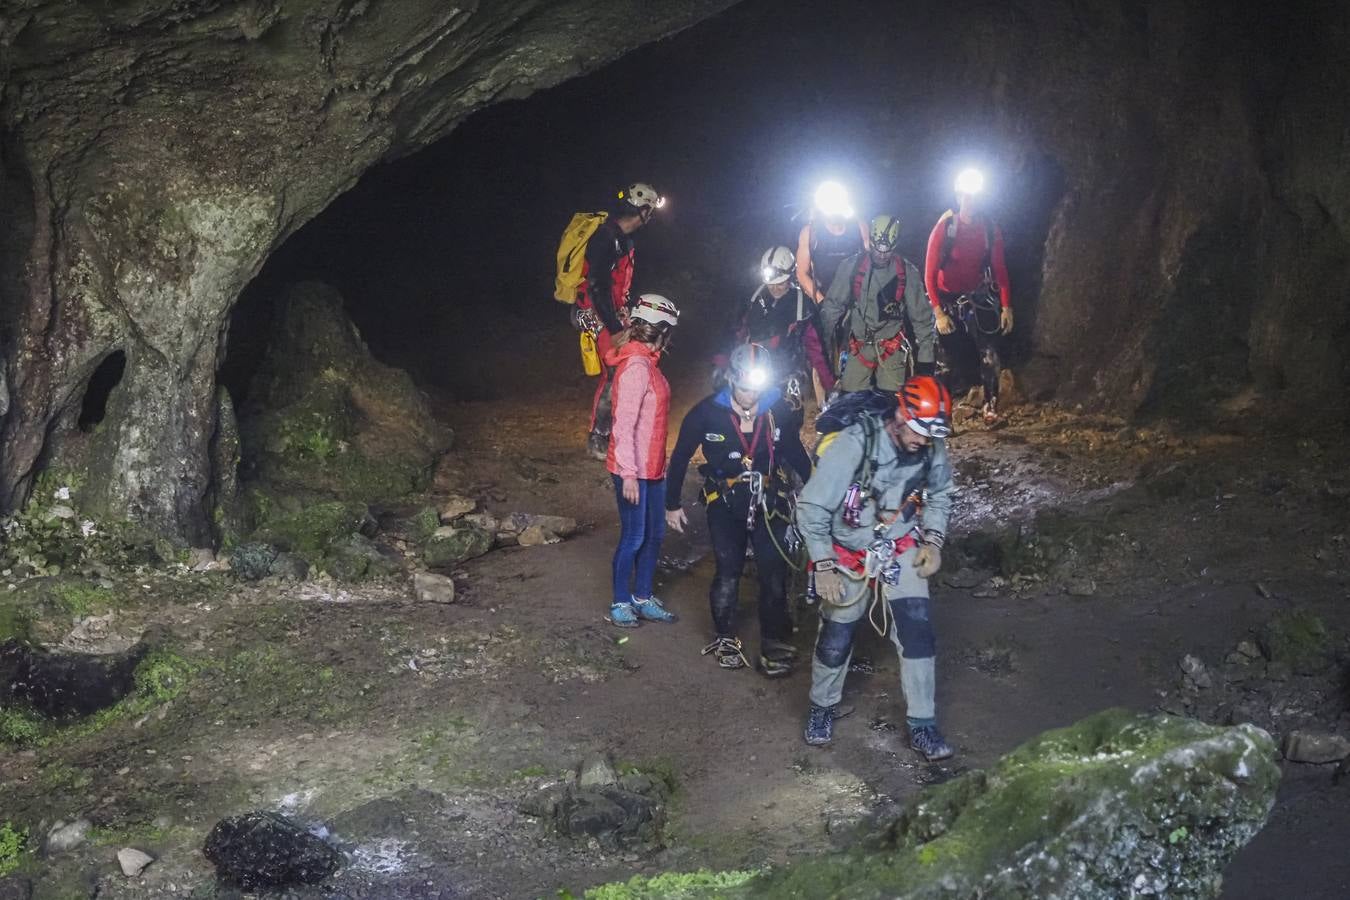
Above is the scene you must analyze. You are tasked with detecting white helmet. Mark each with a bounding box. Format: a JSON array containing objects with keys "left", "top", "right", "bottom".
[
  {"left": 760, "top": 246, "right": 795, "bottom": 285},
  {"left": 728, "top": 342, "right": 773, "bottom": 392},
  {"left": 630, "top": 293, "right": 680, "bottom": 328},
  {"left": 619, "top": 182, "right": 665, "bottom": 212}
]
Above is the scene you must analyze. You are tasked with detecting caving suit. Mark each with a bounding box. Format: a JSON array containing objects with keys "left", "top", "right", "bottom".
[
  {"left": 821, "top": 252, "right": 937, "bottom": 394},
  {"left": 923, "top": 211, "right": 1011, "bottom": 404},
  {"left": 666, "top": 389, "right": 814, "bottom": 645},
  {"left": 795, "top": 415, "right": 954, "bottom": 724},
  {"left": 580, "top": 219, "right": 636, "bottom": 440}
]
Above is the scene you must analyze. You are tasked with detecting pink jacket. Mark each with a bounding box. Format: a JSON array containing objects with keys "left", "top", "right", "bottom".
[{"left": 606, "top": 341, "right": 671, "bottom": 480}]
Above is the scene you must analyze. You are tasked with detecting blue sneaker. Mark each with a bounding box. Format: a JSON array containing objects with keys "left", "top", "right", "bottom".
[
  {"left": 633, "top": 595, "right": 678, "bottom": 623},
  {"left": 609, "top": 602, "right": 640, "bottom": 628},
  {"left": 909, "top": 724, "right": 954, "bottom": 761},
  {"left": 804, "top": 704, "right": 835, "bottom": 746}
]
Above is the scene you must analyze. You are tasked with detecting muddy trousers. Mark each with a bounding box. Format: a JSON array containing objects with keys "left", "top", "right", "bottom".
[
  {"left": 937, "top": 297, "right": 1001, "bottom": 403},
  {"left": 809, "top": 546, "right": 937, "bottom": 724},
  {"left": 706, "top": 490, "right": 792, "bottom": 644},
  {"left": 838, "top": 341, "right": 911, "bottom": 394}
]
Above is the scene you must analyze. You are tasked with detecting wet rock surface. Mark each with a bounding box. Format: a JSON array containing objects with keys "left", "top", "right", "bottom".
[
  {"left": 203, "top": 811, "right": 343, "bottom": 889},
  {"left": 0, "top": 640, "right": 146, "bottom": 719},
  {"left": 588, "top": 711, "right": 1280, "bottom": 898},
  {"left": 521, "top": 755, "right": 669, "bottom": 850}
]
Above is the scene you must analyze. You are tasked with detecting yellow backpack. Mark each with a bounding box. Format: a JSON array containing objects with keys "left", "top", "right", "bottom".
[{"left": 554, "top": 212, "right": 608, "bottom": 303}]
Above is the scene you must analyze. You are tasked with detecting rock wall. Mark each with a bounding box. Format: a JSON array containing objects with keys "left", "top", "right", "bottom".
[
  {"left": 901, "top": 0, "right": 1350, "bottom": 422},
  {"left": 0, "top": 0, "right": 734, "bottom": 542}
]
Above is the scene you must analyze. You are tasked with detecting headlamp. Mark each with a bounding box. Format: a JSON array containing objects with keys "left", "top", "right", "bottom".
[
  {"left": 813, "top": 181, "right": 854, "bottom": 219},
  {"left": 955, "top": 168, "right": 985, "bottom": 195},
  {"left": 762, "top": 266, "right": 778, "bottom": 283},
  {"left": 747, "top": 367, "right": 768, "bottom": 388}
]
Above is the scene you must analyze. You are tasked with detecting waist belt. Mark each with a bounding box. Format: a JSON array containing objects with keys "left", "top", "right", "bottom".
[
  {"left": 831, "top": 532, "right": 920, "bottom": 575},
  {"left": 848, "top": 333, "right": 909, "bottom": 369},
  {"left": 703, "top": 472, "right": 780, "bottom": 504}
]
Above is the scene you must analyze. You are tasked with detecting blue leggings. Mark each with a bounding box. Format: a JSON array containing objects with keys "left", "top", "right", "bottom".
[{"left": 612, "top": 476, "right": 667, "bottom": 607}]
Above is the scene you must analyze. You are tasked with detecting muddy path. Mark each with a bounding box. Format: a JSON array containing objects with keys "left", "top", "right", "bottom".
[{"left": 3, "top": 322, "right": 1349, "bottom": 898}]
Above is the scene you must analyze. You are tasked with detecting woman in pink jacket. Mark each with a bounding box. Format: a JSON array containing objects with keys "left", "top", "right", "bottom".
[{"left": 606, "top": 294, "right": 681, "bottom": 628}]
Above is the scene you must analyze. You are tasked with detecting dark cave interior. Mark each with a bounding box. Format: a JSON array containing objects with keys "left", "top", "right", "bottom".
[{"left": 222, "top": 0, "right": 1068, "bottom": 409}]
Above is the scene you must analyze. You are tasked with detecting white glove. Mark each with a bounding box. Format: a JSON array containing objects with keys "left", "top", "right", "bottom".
[
  {"left": 914, "top": 543, "right": 942, "bottom": 579},
  {"left": 814, "top": 567, "right": 848, "bottom": 606}
]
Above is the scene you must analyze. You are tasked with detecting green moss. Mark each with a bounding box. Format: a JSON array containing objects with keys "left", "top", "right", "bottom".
[
  {"left": 577, "top": 869, "right": 758, "bottom": 899},
  {"left": 252, "top": 499, "right": 368, "bottom": 557},
  {"left": 0, "top": 708, "right": 44, "bottom": 746},
  {"left": 88, "top": 821, "right": 170, "bottom": 847},
  {"left": 0, "top": 822, "right": 27, "bottom": 876},
  {"left": 51, "top": 581, "right": 116, "bottom": 618},
  {"left": 1260, "top": 609, "right": 1331, "bottom": 673},
  {"left": 134, "top": 649, "right": 199, "bottom": 704},
  {"left": 0, "top": 603, "right": 32, "bottom": 643},
  {"left": 47, "top": 649, "right": 201, "bottom": 745}
]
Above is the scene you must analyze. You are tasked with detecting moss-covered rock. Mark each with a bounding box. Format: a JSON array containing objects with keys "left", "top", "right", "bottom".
[
  {"left": 1258, "top": 609, "right": 1332, "bottom": 675},
  {"left": 252, "top": 500, "right": 370, "bottom": 558},
  {"left": 238, "top": 283, "right": 453, "bottom": 506},
  {"left": 325, "top": 534, "right": 400, "bottom": 581},
  {"left": 577, "top": 710, "right": 1278, "bottom": 899},
  {"left": 424, "top": 524, "right": 493, "bottom": 570}
]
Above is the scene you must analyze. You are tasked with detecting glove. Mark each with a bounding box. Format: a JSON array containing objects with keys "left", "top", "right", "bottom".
[
  {"left": 814, "top": 567, "right": 848, "bottom": 606},
  {"left": 935, "top": 309, "right": 956, "bottom": 335},
  {"left": 1000, "top": 307, "right": 1014, "bottom": 335},
  {"left": 914, "top": 543, "right": 942, "bottom": 579},
  {"left": 665, "top": 508, "right": 688, "bottom": 533}
]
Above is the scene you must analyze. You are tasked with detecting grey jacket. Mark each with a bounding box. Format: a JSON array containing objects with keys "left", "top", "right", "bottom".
[
  {"left": 796, "top": 416, "right": 955, "bottom": 563},
  {"left": 820, "top": 253, "right": 937, "bottom": 364}
]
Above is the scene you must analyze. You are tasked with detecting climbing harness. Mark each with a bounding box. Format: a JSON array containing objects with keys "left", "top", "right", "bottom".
[
  {"left": 702, "top": 636, "right": 751, "bottom": 669},
  {"left": 954, "top": 285, "right": 1002, "bottom": 335}
]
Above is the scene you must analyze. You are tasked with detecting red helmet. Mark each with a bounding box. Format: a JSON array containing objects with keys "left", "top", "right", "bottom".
[{"left": 898, "top": 376, "right": 952, "bottom": 438}]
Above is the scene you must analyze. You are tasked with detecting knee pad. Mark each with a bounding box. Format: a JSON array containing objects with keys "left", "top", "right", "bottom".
[
  {"left": 815, "top": 617, "right": 859, "bottom": 669},
  {"left": 890, "top": 595, "right": 936, "bottom": 658}
]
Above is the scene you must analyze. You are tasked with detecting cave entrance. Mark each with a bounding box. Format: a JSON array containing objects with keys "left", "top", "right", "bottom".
[
  {"left": 222, "top": 0, "right": 1062, "bottom": 420},
  {"left": 77, "top": 350, "right": 126, "bottom": 432}
]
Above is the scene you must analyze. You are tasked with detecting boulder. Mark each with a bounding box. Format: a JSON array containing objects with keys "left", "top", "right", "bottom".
[
  {"left": 413, "top": 572, "right": 456, "bottom": 605},
  {"left": 439, "top": 495, "right": 478, "bottom": 523},
  {"left": 589, "top": 710, "right": 1280, "bottom": 898},
  {"left": 45, "top": 819, "right": 91, "bottom": 855},
  {"left": 325, "top": 534, "right": 400, "bottom": 581},
  {"left": 424, "top": 524, "right": 493, "bottom": 569},
  {"left": 402, "top": 506, "right": 444, "bottom": 543},
  {"left": 2, "top": 639, "right": 146, "bottom": 718},
  {"left": 1281, "top": 730, "right": 1350, "bottom": 765},
  {"left": 117, "top": 847, "right": 154, "bottom": 877},
  {"left": 577, "top": 754, "right": 620, "bottom": 788},
  {"left": 268, "top": 552, "right": 310, "bottom": 581},
  {"left": 503, "top": 513, "right": 580, "bottom": 538},
  {"left": 518, "top": 524, "right": 560, "bottom": 547},
  {"left": 230, "top": 542, "right": 278, "bottom": 582},
  {"left": 1258, "top": 609, "right": 1332, "bottom": 674},
  {"left": 202, "top": 811, "right": 342, "bottom": 890}
]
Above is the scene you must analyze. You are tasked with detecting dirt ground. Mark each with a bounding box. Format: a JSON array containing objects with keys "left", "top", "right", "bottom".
[{"left": 3, "top": 320, "right": 1349, "bottom": 898}]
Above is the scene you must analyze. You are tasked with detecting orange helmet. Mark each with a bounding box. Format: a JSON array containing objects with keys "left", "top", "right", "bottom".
[{"left": 898, "top": 376, "right": 952, "bottom": 438}]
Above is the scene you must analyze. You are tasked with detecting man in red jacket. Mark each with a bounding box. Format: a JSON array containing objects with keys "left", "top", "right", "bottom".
[
  {"left": 923, "top": 169, "right": 1013, "bottom": 424},
  {"left": 579, "top": 183, "right": 664, "bottom": 459}
]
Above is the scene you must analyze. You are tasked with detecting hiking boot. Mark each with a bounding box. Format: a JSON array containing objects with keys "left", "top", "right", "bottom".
[
  {"left": 702, "top": 636, "right": 749, "bottom": 670},
  {"left": 608, "top": 602, "right": 640, "bottom": 629},
  {"left": 633, "top": 595, "right": 678, "bottom": 624},
  {"left": 804, "top": 704, "right": 835, "bottom": 746},
  {"left": 586, "top": 432, "right": 609, "bottom": 461},
  {"left": 909, "top": 724, "right": 954, "bottom": 761}
]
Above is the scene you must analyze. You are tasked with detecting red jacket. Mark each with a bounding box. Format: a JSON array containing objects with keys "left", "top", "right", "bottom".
[
  {"left": 606, "top": 341, "right": 671, "bottom": 480},
  {"left": 923, "top": 211, "right": 1011, "bottom": 309}
]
